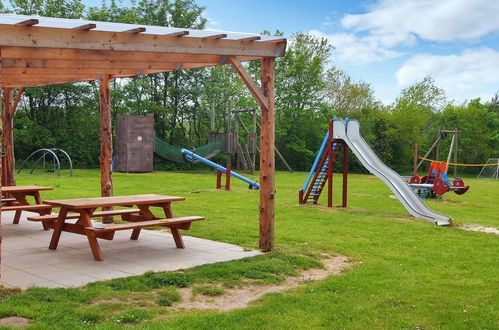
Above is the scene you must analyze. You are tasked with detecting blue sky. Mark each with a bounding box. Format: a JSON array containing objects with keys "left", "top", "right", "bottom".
[{"left": 85, "top": 0, "right": 499, "bottom": 105}]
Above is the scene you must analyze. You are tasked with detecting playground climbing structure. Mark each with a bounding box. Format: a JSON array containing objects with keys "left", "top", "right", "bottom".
[
  {"left": 300, "top": 118, "right": 452, "bottom": 226},
  {"left": 299, "top": 120, "right": 349, "bottom": 207}
]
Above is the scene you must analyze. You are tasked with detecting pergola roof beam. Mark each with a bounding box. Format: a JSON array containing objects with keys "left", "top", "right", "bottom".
[
  {"left": 202, "top": 33, "right": 227, "bottom": 40},
  {"left": 1, "top": 47, "right": 260, "bottom": 64},
  {"left": 73, "top": 23, "right": 96, "bottom": 30},
  {"left": 0, "top": 25, "right": 284, "bottom": 57},
  {"left": 123, "top": 27, "right": 146, "bottom": 34},
  {"left": 165, "top": 30, "right": 189, "bottom": 37},
  {"left": 15, "top": 19, "right": 39, "bottom": 26},
  {"left": 239, "top": 36, "right": 261, "bottom": 42}
]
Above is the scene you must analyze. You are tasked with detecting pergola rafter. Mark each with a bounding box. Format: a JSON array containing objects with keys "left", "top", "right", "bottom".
[{"left": 0, "top": 14, "right": 285, "bottom": 259}]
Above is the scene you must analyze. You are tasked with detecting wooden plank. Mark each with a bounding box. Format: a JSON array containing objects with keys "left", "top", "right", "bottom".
[
  {"left": 203, "top": 33, "right": 227, "bottom": 40},
  {"left": 1, "top": 185, "right": 53, "bottom": 193},
  {"left": 99, "top": 75, "right": 113, "bottom": 223},
  {"left": 44, "top": 194, "right": 185, "bottom": 209},
  {"left": 239, "top": 36, "right": 261, "bottom": 42},
  {"left": 262, "top": 38, "right": 287, "bottom": 43},
  {"left": 15, "top": 19, "right": 39, "bottom": 26},
  {"left": 1, "top": 204, "right": 52, "bottom": 211},
  {"left": 73, "top": 23, "right": 96, "bottom": 30},
  {"left": 258, "top": 57, "right": 275, "bottom": 251},
  {"left": 85, "top": 216, "right": 204, "bottom": 232},
  {"left": 1, "top": 58, "right": 212, "bottom": 69},
  {"left": 0, "top": 24, "right": 285, "bottom": 57},
  {"left": 0, "top": 63, "right": 218, "bottom": 87},
  {"left": 165, "top": 30, "right": 189, "bottom": 37},
  {"left": 228, "top": 56, "right": 269, "bottom": 110},
  {"left": 27, "top": 208, "right": 141, "bottom": 221},
  {"left": 2, "top": 88, "right": 15, "bottom": 186},
  {"left": 0, "top": 47, "right": 261, "bottom": 64},
  {"left": 12, "top": 87, "right": 24, "bottom": 115},
  {"left": 123, "top": 27, "right": 146, "bottom": 34}
]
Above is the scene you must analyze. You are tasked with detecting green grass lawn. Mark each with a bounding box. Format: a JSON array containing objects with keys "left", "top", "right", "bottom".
[{"left": 1, "top": 169, "right": 498, "bottom": 329}]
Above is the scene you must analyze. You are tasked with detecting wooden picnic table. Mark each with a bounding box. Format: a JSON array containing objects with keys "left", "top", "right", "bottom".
[
  {"left": 1, "top": 185, "right": 54, "bottom": 228},
  {"left": 43, "top": 194, "right": 204, "bottom": 261}
]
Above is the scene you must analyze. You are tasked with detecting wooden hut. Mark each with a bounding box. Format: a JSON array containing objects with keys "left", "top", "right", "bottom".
[{"left": 0, "top": 14, "right": 286, "bottom": 266}]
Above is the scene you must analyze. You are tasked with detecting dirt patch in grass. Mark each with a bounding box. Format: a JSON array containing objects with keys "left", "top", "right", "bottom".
[
  {"left": 458, "top": 224, "right": 499, "bottom": 235},
  {"left": 175, "top": 255, "right": 352, "bottom": 311},
  {"left": 0, "top": 316, "right": 29, "bottom": 327}
]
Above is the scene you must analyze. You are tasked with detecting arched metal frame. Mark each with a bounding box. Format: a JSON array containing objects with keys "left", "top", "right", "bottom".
[{"left": 17, "top": 148, "right": 73, "bottom": 176}]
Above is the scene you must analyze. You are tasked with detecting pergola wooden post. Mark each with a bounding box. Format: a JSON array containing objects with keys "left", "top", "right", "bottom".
[
  {"left": 99, "top": 75, "right": 113, "bottom": 223},
  {"left": 0, "top": 14, "right": 286, "bottom": 258},
  {"left": 2, "top": 88, "right": 15, "bottom": 186},
  {"left": 258, "top": 58, "right": 275, "bottom": 251}
]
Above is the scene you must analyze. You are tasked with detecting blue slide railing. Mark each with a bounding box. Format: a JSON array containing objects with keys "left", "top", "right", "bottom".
[
  {"left": 181, "top": 149, "right": 260, "bottom": 189},
  {"left": 302, "top": 118, "right": 349, "bottom": 193}
]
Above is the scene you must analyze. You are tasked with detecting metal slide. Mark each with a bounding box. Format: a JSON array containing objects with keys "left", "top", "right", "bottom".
[{"left": 335, "top": 119, "right": 451, "bottom": 226}]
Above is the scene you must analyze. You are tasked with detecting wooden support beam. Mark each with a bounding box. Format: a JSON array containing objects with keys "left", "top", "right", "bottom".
[
  {"left": 15, "top": 19, "right": 39, "bottom": 26},
  {"left": 202, "top": 33, "right": 227, "bottom": 40},
  {"left": 99, "top": 75, "right": 113, "bottom": 223},
  {"left": 0, "top": 24, "right": 285, "bottom": 57},
  {"left": 73, "top": 23, "right": 96, "bottom": 30},
  {"left": 12, "top": 87, "right": 24, "bottom": 115},
  {"left": 258, "top": 57, "right": 275, "bottom": 251},
  {"left": 1, "top": 58, "right": 219, "bottom": 70},
  {"left": 0, "top": 87, "right": 2, "bottom": 269},
  {"left": 2, "top": 88, "right": 15, "bottom": 186},
  {"left": 165, "top": 30, "right": 189, "bottom": 37},
  {"left": 228, "top": 56, "right": 269, "bottom": 110},
  {"left": 0, "top": 47, "right": 260, "bottom": 65},
  {"left": 239, "top": 36, "right": 261, "bottom": 42},
  {"left": 262, "top": 38, "right": 286, "bottom": 43},
  {"left": 123, "top": 27, "right": 146, "bottom": 34}
]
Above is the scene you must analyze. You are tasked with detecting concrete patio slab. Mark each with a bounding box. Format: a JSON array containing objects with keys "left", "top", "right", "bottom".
[{"left": 0, "top": 211, "right": 261, "bottom": 289}]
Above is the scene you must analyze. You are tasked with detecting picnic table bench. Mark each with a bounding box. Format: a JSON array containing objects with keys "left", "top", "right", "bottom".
[
  {"left": 1, "top": 186, "right": 54, "bottom": 229},
  {"left": 44, "top": 194, "right": 205, "bottom": 261}
]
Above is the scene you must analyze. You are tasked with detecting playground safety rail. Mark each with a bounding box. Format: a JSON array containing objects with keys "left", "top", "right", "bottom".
[{"left": 181, "top": 149, "right": 260, "bottom": 189}]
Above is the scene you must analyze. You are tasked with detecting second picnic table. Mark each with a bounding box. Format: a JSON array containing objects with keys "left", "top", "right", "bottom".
[
  {"left": 1, "top": 185, "right": 54, "bottom": 228},
  {"left": 42, "top": 194, "right": 205, "bottom": 261}
]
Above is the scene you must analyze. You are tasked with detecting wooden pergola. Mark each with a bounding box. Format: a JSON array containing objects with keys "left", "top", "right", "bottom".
[{"left": 0, "top": 14, "right": 286, "bottom": 253}]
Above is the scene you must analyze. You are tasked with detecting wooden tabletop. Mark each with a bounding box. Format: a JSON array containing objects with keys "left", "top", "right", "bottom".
[
  {"left": 44, "top": 194, "right": 185, "bottom": 209},
  {"left": 1, "top": 185, "right": 53, "bottom": 193}
]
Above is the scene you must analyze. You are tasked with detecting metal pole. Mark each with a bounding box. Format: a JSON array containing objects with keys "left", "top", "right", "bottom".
[
  {"left": 181, "top": 149, "right": 259, "bottom": 189},
  {"left": 342, "top": 143, "right": 348, "bottom": 208}
]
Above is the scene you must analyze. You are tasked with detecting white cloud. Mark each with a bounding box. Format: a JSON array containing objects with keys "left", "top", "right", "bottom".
[
  {"left": 309, "top": 30, "right": 403, "bottom": 64},
  {"left": 312, "top": 0, "right": 499, "bottom": 66},
  {"left": 342, "top": 0, "right": 499, "bottom": 47},
  {"left": 396, "top": 48, "right": 499, "bottom": 102}
]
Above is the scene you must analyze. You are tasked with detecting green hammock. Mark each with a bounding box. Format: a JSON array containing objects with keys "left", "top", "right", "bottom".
[{"left": 155, "top": 137, "right": 224, "bottom": 163}]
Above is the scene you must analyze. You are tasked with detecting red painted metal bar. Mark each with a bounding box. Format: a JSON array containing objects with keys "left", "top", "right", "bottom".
[
  {"left": 216, "top": 170, "right": 222, "bottom": 189},
  {"left": 298, "top": 189, "right": 304, "bottom": 204},
  {"left": 225, "top": 164, "right": 231, "bottom": 190},
  {"left": 342, "top": 143, "right": 349, "bottom": 208}
]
